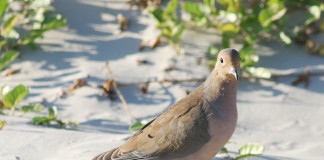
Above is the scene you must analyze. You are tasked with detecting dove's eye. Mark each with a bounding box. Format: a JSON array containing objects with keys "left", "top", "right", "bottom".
[{"left": 220, "top": 58, "right": 224, "bottom": 63}]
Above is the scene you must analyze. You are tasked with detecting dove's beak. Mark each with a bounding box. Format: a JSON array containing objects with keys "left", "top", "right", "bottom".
[{"left": 230, "top": 67, "right": 238, "bottom": 81}]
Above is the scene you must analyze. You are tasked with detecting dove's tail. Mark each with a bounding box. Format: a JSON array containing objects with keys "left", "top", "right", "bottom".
[{"left": 93, "top": 148, "right": 118, "bottom": 160}]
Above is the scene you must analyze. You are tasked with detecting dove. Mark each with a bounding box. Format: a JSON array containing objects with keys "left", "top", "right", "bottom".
[{"left": 93, "top": 48, "right": 241, "bottom": 160}]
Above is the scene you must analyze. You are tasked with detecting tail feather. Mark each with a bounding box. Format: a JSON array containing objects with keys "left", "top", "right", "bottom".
[{"left": 93, "top": 148, "right": 118, "bottom": 160}]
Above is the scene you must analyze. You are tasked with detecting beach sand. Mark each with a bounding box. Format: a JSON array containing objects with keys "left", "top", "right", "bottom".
[{"left": 0, "top": 0, "right": 324, "bottom": 159}]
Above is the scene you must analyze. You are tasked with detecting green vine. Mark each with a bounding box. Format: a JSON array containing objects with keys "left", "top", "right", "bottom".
[
  {"left": 147, "top": 0, "right": 324, "bottom": 78},
  {"left": 0, "top": 0, "right": 67, "bottom": 71}
]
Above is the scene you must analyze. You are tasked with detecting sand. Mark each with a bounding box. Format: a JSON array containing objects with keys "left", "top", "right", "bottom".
[{"left": 0, "top": 0, "right": 324, "bottom": 160}]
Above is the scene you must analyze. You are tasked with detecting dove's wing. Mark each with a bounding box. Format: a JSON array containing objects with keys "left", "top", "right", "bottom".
[{"left": 95, "top": 85, "right": 211, "bottom": 160}]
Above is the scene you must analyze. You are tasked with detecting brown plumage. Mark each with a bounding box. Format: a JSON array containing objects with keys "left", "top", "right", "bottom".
[{"left": 93, "top": 48, "right": 241, "bottom": 160}]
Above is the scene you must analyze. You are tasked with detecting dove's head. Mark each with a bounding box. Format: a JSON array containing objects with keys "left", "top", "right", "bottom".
[{"left": 215, "top": 48, "right": 241, "bottom": 81}]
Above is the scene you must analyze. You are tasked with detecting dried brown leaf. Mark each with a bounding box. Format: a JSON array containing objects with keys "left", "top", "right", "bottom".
[
  {"left": 291, "top": 67, "right": 310, "bottom": 88},
  {"left": 67, "top": 79, "right": 86, "bottom": 95},
  {"left": 306, "top": 39, "right": 319, "bottom": 54},
  {"left": 103, "top": 80, "right": 113, "bottom": 93},
  {"left": 4, "top": 69, "right": 19, "bottom": 76},
  {"left": 140, "top": 84, "right": 148, "bottom": 94},
  {"left": 150, "top": 37, "right": 161, "bottom": 49},
  {"left": 139, "top": 41, "right": 146, "bottom": 51},
  {"left": 117, "top": 14, "right": 129, "bottom": 32}
]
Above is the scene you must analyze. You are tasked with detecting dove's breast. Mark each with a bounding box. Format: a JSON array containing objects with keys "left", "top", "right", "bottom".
[{"left": 175, "top": 104, "right": 238, "bottom": 160}]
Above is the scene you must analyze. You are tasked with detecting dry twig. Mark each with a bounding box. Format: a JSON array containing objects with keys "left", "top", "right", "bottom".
[
  {"left": 105, "top": 62, "right": 136, "bottom": 122},
  {"left": 291, "top": 67, "right": 310, "bottom": 88}
]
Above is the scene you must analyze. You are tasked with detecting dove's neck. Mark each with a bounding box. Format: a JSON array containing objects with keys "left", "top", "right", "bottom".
[{"left": 203, "top": 69, "right": 238, "bottom": 111}]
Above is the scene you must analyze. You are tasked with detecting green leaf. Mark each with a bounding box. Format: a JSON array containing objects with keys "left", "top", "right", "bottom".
[
  {"left": 270, "top": 8, "right": 286, "bottom": 22},
  {"left": 21, "top": 32, "right": 44, "bottom": 45},
  {"left": 236, "top": 143, "right": 264, "bottom": 159},
  {"left": 160, "top": 33, "right": 173, "bottom": 40},
  {"left": 164, "top": 0, "right": 178, "bottom": 17},
  {"left": 195, "top": 16, "right": 208, "bottom": 27},
  {"left": 0, "top": 120, "right": 6, "bottom": 130},
  {"left": 0, "top": 85, "right": 10, "bottom": 96},
  {"left": 222, "top": 33, "right": 230, "bottom": 49},
  {"left": 240, "top": 47, "right": 255, "bottom": 57},
  {"left": 204, "top": 0, "right": 216, "bottom": 13},
  {"left": 221, "top": 23, "right": 239, "bottom": 33},
  {"left": 0, "top": 0, "right": 8, "bottom": 20},
  {"left": 150, "top": 8, "right": 164, "bottom": 23},
  {"left": 30, "top": 0, "right": 51, "bottom": 8},
  {"left": 243, "top": 67, "right": 271, "bottom": 79},
  {"left": 0, "top": 50, "right": 20, "bottom": 71},
  {"left": 309, "top": 5, "right": 321, "bottom": 20},
  {"left": 305, "top": 5, "right": 321, "bottom": 25},
  {"left": 172, "top": 23, "right": 185, "bottom": 41},
  {"left": 3, "top": 84, "right": 29, "bottom": 108},
  {"left": 4, "top": 29, "right": 19, "bottom": 39},
  {"left": 183, "top": 2, "right": 203, "bottom": 17},
  {"left": 21, "top": 103, "right": 45, "bottom": 114},
  {"left": 0, "top": 40, "right": 6, "bottom": 51},
  {"left": 33, "top": 8, "right": 46, "bottom": 24},
  {"left": 40, "top": 14, "right": 67, "bottom": 31},
  {"left": 198, "top": 4, "right": 211, "bottom": 15},
  {"left": 244, "top": 34, "right": 256, "bottom": 46},
  {"left": 220, "top": 147, "right": 228, "bottom": 153},
  {"left": 279, "top": 31, "right": 292, "bottom": 45},
  {"left": 48, "top": 106, "right": 58, "bottom": 119},
  {"left": 258, "top": 2, "right": 287, "bottom": 27},
  {"left": 258, "top": 10, "right": 272, "bottom": 27},
  {"left": 2, "top": 14, "right": 20, "bottom": 35},
  {"left": 32, "top": 116, "right": 54, "bottom": 125},
  {"left": 129, "top": 120, "right": 148, "bottom": 131}
]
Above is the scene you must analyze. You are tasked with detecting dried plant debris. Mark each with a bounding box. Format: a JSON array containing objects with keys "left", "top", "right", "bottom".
[
  {"left": 164, "top": 64, "right": 176, "bottom": 72},
  {"left": 140, "top": 82, "right": 149, "bottom": 94},
  {"left": 4, "top": 69, "right": 19, "bottom": 76},
  {"left": 140, "top": 85, "right": 148, "bottom": 94},
  {"left": 128, "top": 0, "right": 162, "bottom": 10},
  {"left": 139, "top": 41, "right": 146, "bottom": 51},
  {"left": 139, "top": 38, "right": 161, "bottom": 51},
  {"left": 184, "top": 89, "right": 191, "bottom": 96},
  {"left": 291, "top": 67, "right": 310, "bottom": 88},
  {"left": 67, "top": 79, "right": 87, "bottom": 95},
  {"left": 305, "top": 23, "right": 320, "bottom": 35},
  {"left": 137, "top": 59, "right": 149, "bottom": 65},
  {"left": 117, "top": 14, "right": 129, "bottom": 32},
  {"left": 294, "top": 24, "right": 324, "bottom": 56},
  {"left": 294, "top": 30, "right": 309, "bottom": 45},
  {"left": 150, "top": 37, "right": 161, "bottom": 49},
  {"left": 102, "top": 80, "right": 113, "bottom": 92},
  {"left": 102, "top": 80, "right": 117, "bottom": 100},
  {"left": 306, "top": 39, "right": 320, "bottom": 54}
]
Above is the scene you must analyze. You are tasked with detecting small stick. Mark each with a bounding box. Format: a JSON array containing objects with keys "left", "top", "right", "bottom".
[
  {"left": 105, "top": 62, "right": 136, "bottom": 122},
  {"left": 82, "top": 70, "right": 324, "bottom": 88}
]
